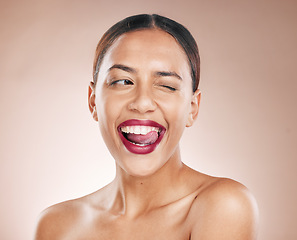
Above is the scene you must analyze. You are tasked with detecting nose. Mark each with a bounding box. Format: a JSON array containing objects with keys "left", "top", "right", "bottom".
[{"left": 128, "top": 86, "right": 157, "bottom": 113}]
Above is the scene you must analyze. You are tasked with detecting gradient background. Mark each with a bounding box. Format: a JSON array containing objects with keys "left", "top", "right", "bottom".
[{"left": 1, "top": 0, "right": 296, "bottom": 239}]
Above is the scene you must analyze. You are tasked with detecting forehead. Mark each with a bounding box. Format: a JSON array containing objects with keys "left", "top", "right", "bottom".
[{"left": 101, "top": 29, "right": 190, "bottom": 71}]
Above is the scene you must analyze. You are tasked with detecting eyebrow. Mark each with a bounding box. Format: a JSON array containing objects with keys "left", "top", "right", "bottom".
[
  {"left": 108, "top": 64, "right": 182, "bottom": 80},
  {"left": 108, "top": 64, "right": 136, "bottom": 73},
  {"left": 154, "top": 71, "right": 182, "bottom": 80}
]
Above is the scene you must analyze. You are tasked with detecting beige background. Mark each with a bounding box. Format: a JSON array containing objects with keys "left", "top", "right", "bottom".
[{"left": 1, "top": 0, "right": 296, "bottom": 239}]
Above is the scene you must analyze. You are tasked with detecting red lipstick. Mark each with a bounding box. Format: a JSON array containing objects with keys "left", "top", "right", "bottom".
[{"left": 117, "top": 119, "right": 166, "bottom": 155}]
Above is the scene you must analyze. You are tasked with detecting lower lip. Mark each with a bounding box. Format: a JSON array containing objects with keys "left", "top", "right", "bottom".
[{"left": 117, "top": 121, "right": 166, "bottom": 155}]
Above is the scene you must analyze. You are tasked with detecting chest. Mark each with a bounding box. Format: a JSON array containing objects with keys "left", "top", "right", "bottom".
[{"left": 66, "top": 205, "right": 192, "bottom": 240}]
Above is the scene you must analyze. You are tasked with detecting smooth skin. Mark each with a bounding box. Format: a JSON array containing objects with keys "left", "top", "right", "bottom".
[{"left": 34, "top": 30, "right": 259, "bottom": 240}]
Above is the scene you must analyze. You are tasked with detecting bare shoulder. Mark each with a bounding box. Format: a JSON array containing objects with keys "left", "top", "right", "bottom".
[
  {"left": 189, "top": 177, "right": 259, "bottom": 240},
  {"left": 33, "top": 183, "right": 113, "bottom": 240},
  {"left": 33, "top": 198, "right": 88, "bottom": 240}
]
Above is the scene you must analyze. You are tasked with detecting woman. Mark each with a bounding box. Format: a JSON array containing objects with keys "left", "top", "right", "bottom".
[{"left": 34, "top": 14, "right": 258, "bottom": 239}]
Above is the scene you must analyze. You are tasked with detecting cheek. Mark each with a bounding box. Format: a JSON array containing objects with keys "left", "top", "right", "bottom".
[
  {"left": 96, "top": 88, "right": 118, "bottom": 121},
  {"left": 159, "top": 95, "right": 192, "bottom": 144},
  {"left": 95, "top": 93, "right": 125, "bottom": 154},
  {"left": 161, "top": 94, "right": 191, "bottom": 124},
  {"left": 95, "top": 92, "right": 114, "bottom": 134}
]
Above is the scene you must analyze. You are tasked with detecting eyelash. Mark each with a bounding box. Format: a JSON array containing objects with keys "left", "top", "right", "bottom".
[
  {"left": 110, "top": 79, "right": 134, "bottom": 86},
  {"left": 160, "top": 85, "right": 177, "bottom": 91},
  {"left": 109, "top": 80, "right": 177, "bottom": 92}
]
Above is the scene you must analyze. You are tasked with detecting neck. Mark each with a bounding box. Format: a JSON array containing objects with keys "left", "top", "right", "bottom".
[{"left": 110, "top": 150, "right": 186, "bottom": 218}]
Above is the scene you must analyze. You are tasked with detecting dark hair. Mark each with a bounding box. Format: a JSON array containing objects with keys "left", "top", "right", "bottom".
[{"left": 93, "top": 14, "right": 200, "bottom": 92}]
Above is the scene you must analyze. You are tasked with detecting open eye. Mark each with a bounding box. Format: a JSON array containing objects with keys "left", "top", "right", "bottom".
[{"left": 110, "top": 79, "right": 134, "bottom": 86}]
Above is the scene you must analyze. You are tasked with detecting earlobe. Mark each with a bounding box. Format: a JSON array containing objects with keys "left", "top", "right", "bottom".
[
  {"left": 88, "top": 82, "right": 98, "bottom": 121},
  {"left": 186, "top": 89, "right": 201, "bottom": 127}
]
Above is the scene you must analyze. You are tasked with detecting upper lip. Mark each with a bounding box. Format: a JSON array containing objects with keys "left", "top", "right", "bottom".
[{"left": 117, "top": 119, "right": 166, "bottom": 133}]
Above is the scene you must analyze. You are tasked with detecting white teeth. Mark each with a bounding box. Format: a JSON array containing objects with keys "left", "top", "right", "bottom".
[{"left": 121, "top": 125, "right": 160, "bottom": 135}]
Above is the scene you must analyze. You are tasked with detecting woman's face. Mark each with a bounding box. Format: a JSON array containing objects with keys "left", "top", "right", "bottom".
[{"left": 90, "top": 29, "right": 200, "bottom": 177}]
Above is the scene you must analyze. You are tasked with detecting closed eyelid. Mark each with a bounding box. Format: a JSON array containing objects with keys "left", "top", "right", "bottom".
[
  {"left": 154, "top": 80, "right": 179, "bottom": 91},
  {"left": 160, "top": 85, "right": 177, "bottom": 91}
]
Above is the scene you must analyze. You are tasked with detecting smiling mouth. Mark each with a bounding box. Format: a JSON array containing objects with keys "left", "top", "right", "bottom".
[
  {"left": 117, "top": 119, "right": 166, "bottom": 154},
  {"left": 121, "top": 125, "right": 161, "bottom": 146}
]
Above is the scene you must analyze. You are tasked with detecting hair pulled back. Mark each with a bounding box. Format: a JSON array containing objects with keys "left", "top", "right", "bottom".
[{"left": 93, "top": 14, "right": 200, "bottom": 92}]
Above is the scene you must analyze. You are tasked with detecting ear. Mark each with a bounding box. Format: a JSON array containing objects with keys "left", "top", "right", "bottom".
[
  {"left": 88, "top": 82, "right": 98, "bottom": 121},
  {"left": 186, "top": 89, "right": 201, "bottom": 127}
]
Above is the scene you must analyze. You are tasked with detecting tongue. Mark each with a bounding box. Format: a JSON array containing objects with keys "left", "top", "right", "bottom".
[{"left": 126, "top": 131, "right": 159, "bottom": 145}]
